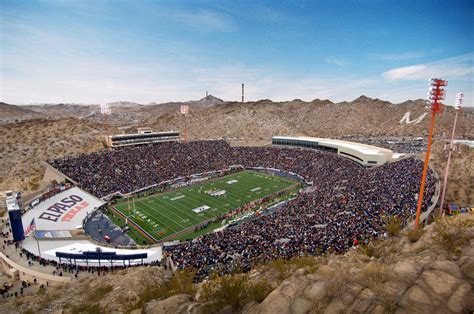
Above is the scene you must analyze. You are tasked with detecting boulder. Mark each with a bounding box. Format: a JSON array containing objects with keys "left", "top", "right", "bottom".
[
  {"left": 382, "top": 280, "right": 409, "bottom": 299},
  {"left": 290, "top": 297, "right": 313, "bottom": 314},
  {"left": 447, "top": 282, "right": 472, "bottom": 313},
  {"left": 359, "top": 288, "right": 375, "bottom": 300},
  {"left": 304, "top": 281, "right": 328, "bottom": 302},
  {"left": 294, "top": 268, "right": 308, "bottom": 277},
  {"left": 430, "top": 260, "right": 463, "bottom": 278},
  {"left": 393, "top": 260, "right": 421, "bottom": 283},
  {"left": 401, "top": 285, "right": 431, "bottom": 305},
  {"left": 459, "top": 258, "right": 474, "bottom": 281},
  {"left": 256, "top": 290, "right": 291, "bottom": 314},
  {"left": 143, "top": 294, "right": 201, "bottom": 314},
  {"left": 420, "top": 270, "right": 462, "bottom": 297},
  {"left": 348, "top": 298, "right": 372, "bottom": 313},
  {"left": 323, "top": 298, "right": 345, "bottom": 314}
]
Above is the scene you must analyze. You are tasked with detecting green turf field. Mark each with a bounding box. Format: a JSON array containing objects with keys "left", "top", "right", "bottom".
[{"left": 113, "top": 170, "right": 298, "bottom": 241}]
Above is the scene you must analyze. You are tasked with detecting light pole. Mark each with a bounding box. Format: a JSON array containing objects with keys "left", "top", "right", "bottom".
[
  {"left": 100, "top": 103, "right": 112, "bottom": 148},
  {"left": 438, "top": 93, "right": 463, "bottom": 216},
  {"left": 414, "top": 78, "right": 447, "bottom": 231},
  {"left": 180, "top": 105, "right": 189, "bottom": 142}
]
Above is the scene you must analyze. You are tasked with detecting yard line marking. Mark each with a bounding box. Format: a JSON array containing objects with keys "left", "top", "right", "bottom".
[{"left": 170, "top": 195, "right": 185, "bottom": 201}]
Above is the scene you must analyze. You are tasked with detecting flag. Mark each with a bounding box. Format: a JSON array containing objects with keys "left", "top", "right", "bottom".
[{"left": 24, "top": 218, "right": 36, "bottom": 236}]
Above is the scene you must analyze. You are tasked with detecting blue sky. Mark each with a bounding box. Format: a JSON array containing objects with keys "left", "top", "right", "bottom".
[{"left": 1, "top": 0, "right": 473, "bottom": 105}]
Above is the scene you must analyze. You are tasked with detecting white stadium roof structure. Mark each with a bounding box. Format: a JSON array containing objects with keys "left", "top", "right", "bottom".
[
  {"left": 21, "top": 186, "right": 105, "bottom": 231},
  {"left": 272, "top": 136, "right": 394, "bottom": 167}
]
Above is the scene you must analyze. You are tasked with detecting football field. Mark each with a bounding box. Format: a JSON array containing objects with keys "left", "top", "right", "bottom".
[{"left": 112, "top": 170, "right": 298, "bottom": 241}]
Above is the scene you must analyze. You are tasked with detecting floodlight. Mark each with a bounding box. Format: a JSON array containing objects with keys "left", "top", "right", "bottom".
[
  {"left": 430, "top": 78, "right": 448, "bottom": 86},
  {"left": 454, "top": 93, "right": 463, "bottom": 111},
  {"left": 100, "top": 103, "right": 111, "bottom": 115}
]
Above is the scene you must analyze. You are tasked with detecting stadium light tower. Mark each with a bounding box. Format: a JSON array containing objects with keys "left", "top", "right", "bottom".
[
  {"left": 180, "top": 105, "right": 189, "bottom": 142},
  {"left": 100, "top": 103, "right": 112, "bottom": 148},
  {"left": 438, "top": 92, "right": 463, "bottom": 217},
  {"left": 414, "top": 78, "right": 447, "bottom": 231}
]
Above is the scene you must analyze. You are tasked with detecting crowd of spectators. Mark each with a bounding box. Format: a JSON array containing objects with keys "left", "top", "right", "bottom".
[{"left": 50, "top": 140, "right": 436, "bottom": 280}]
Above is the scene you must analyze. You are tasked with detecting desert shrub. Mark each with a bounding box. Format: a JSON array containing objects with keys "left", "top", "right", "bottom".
[
  {"left": 89, "top": 284, "right": 113, "bottom": 302},
  {"left": 319, "top": 266, "right": 350, "bottom": 298},
  {"left": 131, "top": 269, "right": 196, "bottom": 310},
  {"left": 358, "top": 242, "right": 380, "bottom": 258},
  {"left": 359, "top": 263, "right": 392, "bottom": 289},
  {"left": 28, "top": 181, "right": 40, "bottom": 191},
  {"left": 269, "top": 259, "right": 291, "bottom": 281},
  {"left": 406, "top": 228, "right": 425, "bottom": 243},
  {"left": 71, "top": 303, "right": 101, "bottom": 314},
  {"left": 246, "top": 279, "right": 273, "bottom": 303},
  {"left": 433, "top": 218, "right": 473, "bottom": 255},
  {"left": 384, "top": 216, "right": 402, "bottom": 236},
  {"left": 288, "top": 255, "right": 319, "bottom": 273},
  {"left": 200, "top": 274, "right": 249, "bottom": 312}
]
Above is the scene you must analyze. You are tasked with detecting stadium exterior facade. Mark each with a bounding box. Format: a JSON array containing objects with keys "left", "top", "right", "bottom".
[{"left": 272, "top": 136, "right": 394, "bottom": 167}]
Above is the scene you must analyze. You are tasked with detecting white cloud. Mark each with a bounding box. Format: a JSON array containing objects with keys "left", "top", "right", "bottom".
[
  {"left": 383, "top": 53, "right": 474, "bottom": 81},
  {"left": 383, "top": 65, "right": 427, "bottom": 80},
  {"left": 173, "top": 10, "right": 237, "bottom": 32},
  {"left": 376, "top": 51, "right": 425, "bottom": 61},
  {"left": 324, "top": 56, "right": 346, "bottom": 67}
]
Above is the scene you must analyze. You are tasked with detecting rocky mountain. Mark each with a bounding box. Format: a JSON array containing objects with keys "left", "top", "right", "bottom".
[
  {"left": 145, "top": 96, "right": 474, "bottom": 140},
  {"left": 22, "top": 103, "right": 100, "bottom": 119},
  {"left": 107, "top": 101, "right": 143, "bottom": 108},
  {"left": 4, "top": 95, "right": 225, "bottom": 125},
  {"left": 0, "top": 102, "right": 45, "bottom": 123}
]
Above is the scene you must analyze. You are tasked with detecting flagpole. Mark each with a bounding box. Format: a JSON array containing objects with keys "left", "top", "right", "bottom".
[{"left": 35, "top": 233, "right": 41, "bottom": 258}]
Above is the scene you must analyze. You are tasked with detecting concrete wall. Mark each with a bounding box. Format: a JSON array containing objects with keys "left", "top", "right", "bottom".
[
  {"left": 42, "top": 162, "right": 78, "bottom": 186},
  {"left": 0, "top": 252, "right": 71, "bottom": 286}
]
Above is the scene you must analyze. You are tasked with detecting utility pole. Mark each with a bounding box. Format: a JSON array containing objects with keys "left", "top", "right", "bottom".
[
  {"left": 438, "top": 92, "right": 463, "bottom": 216},
  {"left": 242, "top": 83, "right": 244, "bottom": 103}
]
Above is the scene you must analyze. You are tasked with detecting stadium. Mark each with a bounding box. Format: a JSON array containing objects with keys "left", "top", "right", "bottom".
[{"left": 3, "top": 132, "right": 440, "bottom": 284}]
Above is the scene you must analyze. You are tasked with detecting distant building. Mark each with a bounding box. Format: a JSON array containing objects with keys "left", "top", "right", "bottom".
[
  {"left": 272, "top": 136, "right": 394, "bottom": 167},
  {"left": 106, "top": 129, "right": 180, "bottom": 148}
]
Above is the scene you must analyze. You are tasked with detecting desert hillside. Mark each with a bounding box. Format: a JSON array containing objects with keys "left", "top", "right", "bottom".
[
  {"left": 0, "top": 102, "right": 45, "bottom": 123},
  {"left": 145, "top": 97, "right": 474, "bottom": 140},
  {"left": 0, "top": 118, "right": 103, "bottom": 195},
  {"left": 430, "top": 143, "right": 474, "bottom": 205}
]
